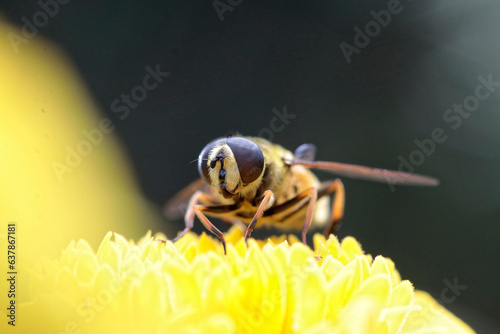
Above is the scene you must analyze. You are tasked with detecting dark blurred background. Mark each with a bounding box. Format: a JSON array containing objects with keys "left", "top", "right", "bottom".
[{"left": 2, "top": 0, "right": 499, "bottom": 332}]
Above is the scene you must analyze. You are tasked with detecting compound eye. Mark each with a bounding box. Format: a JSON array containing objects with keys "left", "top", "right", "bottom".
[
  {"left": 226, "top": 137, "right": 264, "bottom": 184},
  {"left": 198, "top": 138, "right": 222, "bottom": 183}
]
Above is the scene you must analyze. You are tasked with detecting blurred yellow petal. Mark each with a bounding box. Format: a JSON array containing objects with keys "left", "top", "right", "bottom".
[
  {"left": 0, "top": 17, "right": 158, "bottom": 327},
  {"left": 96, "top": 232, "right": 121, "bottom": 271},
  {"left": 403, "top": 291, "right": 475, "bottom": 334},
  {"left": 371, "top": 255, "right": 392, "bottom": 277},
  {"left": 339, "top": 236, "right": 365, "bottom": 263},
  {"left": 338, "top": 297, "right": 385, "bottom": 333},
  {"left": 352, "top": 274, "right": 391, "bottom": 306},
  {"left": 74, "top": 249, "right": 100, "bottom": 283},
  {"left": 385, "top": 280, "right": 415, "bottom": 334}
]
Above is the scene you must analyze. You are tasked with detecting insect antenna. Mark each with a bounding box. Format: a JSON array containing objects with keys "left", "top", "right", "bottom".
[{"left": 189, "top": 158, "right": 209, "bottom": 165}]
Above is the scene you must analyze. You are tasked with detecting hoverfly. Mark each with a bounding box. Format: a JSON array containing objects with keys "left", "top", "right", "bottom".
[{"left": 164, "top": 135, "right": 438, "bottom": 254}]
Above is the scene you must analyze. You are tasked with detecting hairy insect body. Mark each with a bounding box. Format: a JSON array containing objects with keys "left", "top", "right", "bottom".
[{"left": 165, "top": 135, "right": 438, "bottom": 254}]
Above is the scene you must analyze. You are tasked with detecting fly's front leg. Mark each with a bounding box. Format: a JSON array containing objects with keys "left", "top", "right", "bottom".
[
  {"left": 244, "top": 190, "right": 274, "bottom": 242},
  {"left": 172, "top": 190, "right": 228, "bottom": 254},
  {"left": 318, "top": 179, "right": 345, "bottom": 237},
  {"left": 193, "top": 205, "right": 227, "bottom": 255},
  {"left": 172, "top": 191, "right": 210, "bottom": 242}
]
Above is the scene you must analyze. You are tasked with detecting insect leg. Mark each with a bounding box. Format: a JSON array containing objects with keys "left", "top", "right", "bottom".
[
  {"left": 172, "top": 191, "right": 241, "bottom": 254},
  {"left": 318, "top": 179, "right": 345, "bottom": 237},
  {"left": 258, "top": 187, "right": 319, "bottom": 244},
  {"left": 172, "top": 191, "right": 210, "bottom": 242},
  {"left": 175, "top": 190, "right": 233, "bottom": 253},
  {"left": 193, "top": 205, "right": 227, "bottom": 255},
  {"left": 244, "top": 190, "right": 274, "bottom": 242},
  {"left": 296, "top": 187, "right": 318, "bottom": 244}
]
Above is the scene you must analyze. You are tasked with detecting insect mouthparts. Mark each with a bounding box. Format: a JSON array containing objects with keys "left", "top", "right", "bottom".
[{"left": 221, "top": 187, "right": 233, "bottom": 199}]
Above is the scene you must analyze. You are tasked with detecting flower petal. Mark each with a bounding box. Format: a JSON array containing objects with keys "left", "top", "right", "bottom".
[
  {"left": 402, "top": 290, "right": 475, "bottom": 334},
  {"left": 5, "top": 228, "right": 475, "bottom": 334}
]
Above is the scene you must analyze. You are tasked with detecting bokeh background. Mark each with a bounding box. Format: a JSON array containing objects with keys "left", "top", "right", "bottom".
[{"left": 1, "top": 0, "right": 499, "bottom": 332}]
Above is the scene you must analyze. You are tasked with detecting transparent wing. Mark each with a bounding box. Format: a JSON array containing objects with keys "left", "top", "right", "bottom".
[
  {"left": 163, "top": 178, "right": 212, "bottom": 219},
  {"left": 293, "top": 143, "right": 317, "bottom": 161},
  {"left": 288, "top": 158, "right": 439, "bottom": 186}
]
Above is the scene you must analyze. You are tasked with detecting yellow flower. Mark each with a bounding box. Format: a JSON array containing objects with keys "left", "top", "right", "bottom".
[
  {"left": 0, "top": 15, "right": 475, "bottom": 334},
  {"left": 1, "top": 228, "right": 474, "bottom": 334}
]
